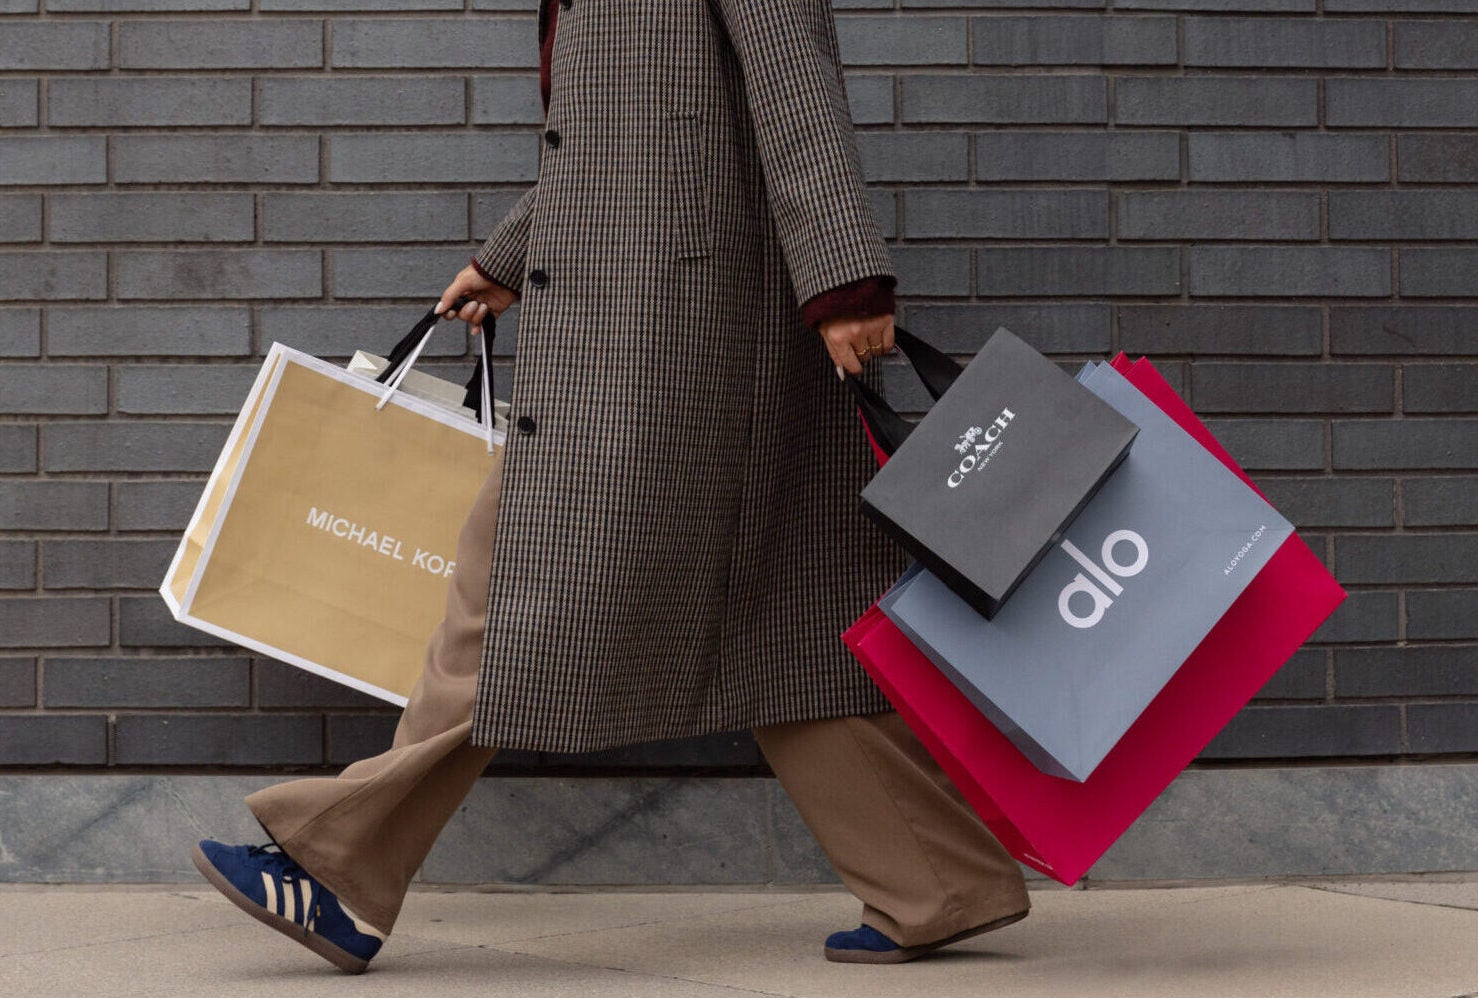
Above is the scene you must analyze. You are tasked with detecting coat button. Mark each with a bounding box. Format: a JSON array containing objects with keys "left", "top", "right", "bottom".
[
  {"left": 528, "top": 269, "right": 548, "bottom": 288},
  {"left": 544, "top": 128, "right": 561, "bottom": 148},
  {"left": 516, "top": 415, "right": 537, "bottom": 436},
  {"left": 560, "top": 0, "right": 571, "bottom": 8}
]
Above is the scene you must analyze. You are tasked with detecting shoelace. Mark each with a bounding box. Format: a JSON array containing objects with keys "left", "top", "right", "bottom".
[{"left": 247, "top": 843, "right": 324, "bottom": 934}]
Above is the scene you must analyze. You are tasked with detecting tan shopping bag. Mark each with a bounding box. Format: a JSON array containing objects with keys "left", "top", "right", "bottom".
[{"left": 160, "top": 308, "right": 504, "bottom": 704}]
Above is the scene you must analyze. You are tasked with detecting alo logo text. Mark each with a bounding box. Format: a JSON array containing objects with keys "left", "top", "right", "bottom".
[
  {"left": 1057, "top": 529, "right": 1149, "bottom": 629},
  {"left": 946, "top": 408, "right": 1017, "bottom": 488}
]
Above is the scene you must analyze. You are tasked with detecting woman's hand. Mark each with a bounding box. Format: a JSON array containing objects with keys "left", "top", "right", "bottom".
[
  {"left": 820, "top": 312, "right": 896, "bottom": 378},
  {"left": 436, "top": 264, "right": 519, "bottom": 334}
]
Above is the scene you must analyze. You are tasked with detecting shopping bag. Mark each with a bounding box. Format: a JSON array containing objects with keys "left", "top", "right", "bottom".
[
  {"left": 849, "top": 326, "right": 1138, "bottom": 619},
  {"left": 159, "top": 301, "right": 505, "bottom": 705},
  {"left": 877, "top": 361, "right": 1293, "bottom": 782},
  {"left": 843, "top": 356, "right": 1346, "bottom": 885}
]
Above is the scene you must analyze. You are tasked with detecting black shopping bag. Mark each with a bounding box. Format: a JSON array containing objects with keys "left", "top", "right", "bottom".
[{"left": 850, "top": 326, "right": 1138, "bottom": 619}]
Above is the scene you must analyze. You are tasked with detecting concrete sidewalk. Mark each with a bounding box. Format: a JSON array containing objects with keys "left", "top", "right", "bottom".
[{"left": 1, "top": 880, "right": 1475, "bottom": 997}]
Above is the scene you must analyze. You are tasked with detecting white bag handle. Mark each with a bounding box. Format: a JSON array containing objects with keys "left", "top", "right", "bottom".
[{"left": 374, "top": 298, "right": 499, "bottom": 454}]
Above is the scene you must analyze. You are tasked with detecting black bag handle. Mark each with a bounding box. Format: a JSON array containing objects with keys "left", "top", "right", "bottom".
[
  {"left": 375, "top": 294, "right": 496, "bottom": 423},
  {"left": 845, "top": 325, "right": 962, "bottom": 458},
  {"left": 892, "top": 326, "right": 960, "bottom": 402},
  {"left": 461, "top": 318, "right": 493, "bottom": 417}
]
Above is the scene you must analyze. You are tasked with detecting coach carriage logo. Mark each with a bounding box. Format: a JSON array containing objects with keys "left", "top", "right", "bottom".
[
  {"left": 954, "top": 426, "right": 984, "bottom": 454},
  {"left": 946, "top": 408, "right": 1017, "bottom": 488}
]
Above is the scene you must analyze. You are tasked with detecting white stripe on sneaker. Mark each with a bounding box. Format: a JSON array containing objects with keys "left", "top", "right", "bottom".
[
  {"left": 283, "top": 876, "right": 297, "bottom": 924},
  {"left": 260, "top": 872, "right": 278, "bottom": 915},
  {"left": 338, "top": 901, "right": 388, "bottom": 941}
]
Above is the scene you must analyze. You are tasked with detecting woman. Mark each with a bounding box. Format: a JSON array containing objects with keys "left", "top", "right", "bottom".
[{"left": 190, "top": 0, "right": 1029, "bottom": 973}]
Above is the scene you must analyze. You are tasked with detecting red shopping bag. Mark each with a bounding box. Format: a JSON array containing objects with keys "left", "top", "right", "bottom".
[{"left": 844, "top": 356, "right": 1346, "bottom": 885}]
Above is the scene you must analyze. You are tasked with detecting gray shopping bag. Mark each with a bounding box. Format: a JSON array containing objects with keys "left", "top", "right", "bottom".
[{"left": 878, "top": 361, "right": 1294, "bottom": 782}]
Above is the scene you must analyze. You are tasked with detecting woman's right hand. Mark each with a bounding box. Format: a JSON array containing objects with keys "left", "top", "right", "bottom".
[{"left": 436, "top": 264, "right": 518, "bottom": 334}]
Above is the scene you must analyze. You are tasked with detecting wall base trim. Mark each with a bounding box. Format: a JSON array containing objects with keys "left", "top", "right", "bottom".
[{"left": 1, "top": 764, "right": 1473, "bottom": 885}]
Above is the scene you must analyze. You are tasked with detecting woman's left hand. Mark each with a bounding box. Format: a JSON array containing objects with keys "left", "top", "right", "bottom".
[
  {"left": 820, "top": 312, "right": 895, "bottom": 378},
  {"left": 436, "top": 264, "right": 517, "bottom": 335}
]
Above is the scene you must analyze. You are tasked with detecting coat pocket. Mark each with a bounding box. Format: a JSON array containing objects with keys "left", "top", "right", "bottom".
[{"left": 663, "top": 111, "right": 710, "bottom": 260}]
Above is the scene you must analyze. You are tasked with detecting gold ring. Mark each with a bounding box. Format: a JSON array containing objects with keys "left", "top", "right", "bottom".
[{"left": 855, "top": 343, "right": 873, "bottom": 358}]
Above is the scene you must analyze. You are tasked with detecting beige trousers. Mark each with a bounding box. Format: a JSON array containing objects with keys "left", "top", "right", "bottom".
[{"left": 244, "top": 445, "right": 1029, "bottom": 946}]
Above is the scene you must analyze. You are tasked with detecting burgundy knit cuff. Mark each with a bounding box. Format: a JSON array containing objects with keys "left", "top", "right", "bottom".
[
  {"left": 468, "top": 254, "right": 509, "bottom": 291},
  {"left": 801, "top": 274, "right": 897, "bottom": 331}
]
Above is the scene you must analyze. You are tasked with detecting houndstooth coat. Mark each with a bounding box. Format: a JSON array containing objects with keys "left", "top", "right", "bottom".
[{"left": 466, "top": 0, "right": 907, "bottom": 752}]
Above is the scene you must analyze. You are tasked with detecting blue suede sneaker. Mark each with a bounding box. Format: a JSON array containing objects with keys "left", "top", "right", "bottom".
[
  {"left": 825, "top": 924, "right": 903, "bottom": 961},
  {"left": 824, "top": 909, "right": 1029, "bottom": 964},
  {"left": 191, "top": 839, "right": 385, "bottom": 974}
]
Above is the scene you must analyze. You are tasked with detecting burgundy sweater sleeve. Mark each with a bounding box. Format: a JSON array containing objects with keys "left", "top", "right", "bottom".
[
  {"left": 800, "top": 273, "right": 897, "bottom": 332},
  {"left": 468, "top": 255, "right": 501, "bottom": 284},
  {"left": 539, "top": 0, "right": 558, "bottom": 116}
]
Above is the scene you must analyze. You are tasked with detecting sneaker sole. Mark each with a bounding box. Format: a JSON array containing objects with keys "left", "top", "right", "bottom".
[
  {"left": 190, "top": 843, "right": 371, "bottom": 975},
  {"left": 824, "top": 908, "right": 1029, "bottom": 965}
]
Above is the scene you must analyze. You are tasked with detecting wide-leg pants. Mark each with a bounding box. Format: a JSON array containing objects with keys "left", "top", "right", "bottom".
[{"left": 243, "top": 445, "right": 1029, "bottom": 946}]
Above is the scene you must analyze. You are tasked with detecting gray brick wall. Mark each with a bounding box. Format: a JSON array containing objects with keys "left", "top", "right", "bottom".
[{"left": 2, "top": 0, "right": 1475, "bottom": 775}]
